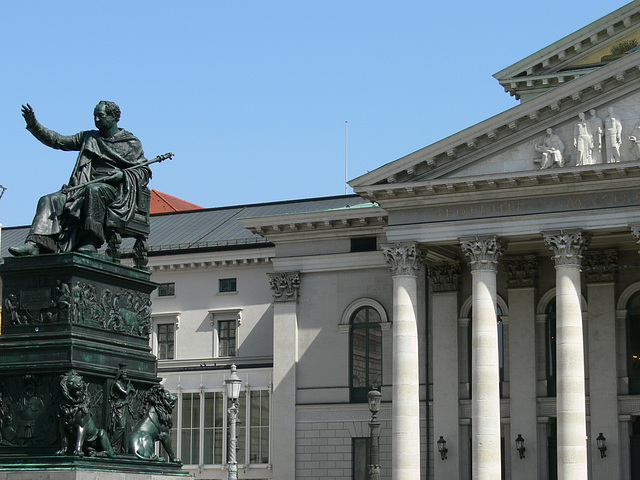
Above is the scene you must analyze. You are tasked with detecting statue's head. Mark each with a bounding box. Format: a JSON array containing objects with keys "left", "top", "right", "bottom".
[
  {"left": 96, "top": 101, "right": 121, "bottom": 122},
  {"left": 94, "top": 101, "right": 121, "bottom": 134}
]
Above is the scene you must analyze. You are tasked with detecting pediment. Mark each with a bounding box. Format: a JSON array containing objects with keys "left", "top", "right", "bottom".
[
  {"left": 350, "top": 51, "right": 640, "bottom": 199},
  {"left": 494, "top": 2, "right": 640, "bottom": 101}
]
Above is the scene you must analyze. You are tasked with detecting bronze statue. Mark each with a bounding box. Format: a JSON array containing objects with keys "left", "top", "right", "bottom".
[
  {"left": 107, "top": 364, "right": 133, "bottom": 453},
  {"left": 126, "top": 384, "right": 181, "bottom": 464},
  {"left": 10, "top": 102, "right": 151, "bottom": 256},
  {"left": 56, "top": 370, "right": 115, "bottom": 457}
]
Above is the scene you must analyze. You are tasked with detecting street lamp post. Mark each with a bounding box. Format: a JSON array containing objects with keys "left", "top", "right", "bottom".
[
  {"left": 226, "top": 364, "right": 242, "bottom": 480},
  {"left": 367, "top": 388, "right": 382, "bottom": 480}
]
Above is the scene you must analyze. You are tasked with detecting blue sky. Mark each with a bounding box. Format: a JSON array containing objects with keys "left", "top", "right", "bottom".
[{"left": 0, "top": 0, "right": 630, "bottom": 227}]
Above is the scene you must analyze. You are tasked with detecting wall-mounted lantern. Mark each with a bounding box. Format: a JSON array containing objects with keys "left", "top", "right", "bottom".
[
  {"left": 515, "top": 434, "right": 526, "bottom": 459},
  {"left": 437, "top": 436, "right": 448, "bottom": 460},
  {"left": 597, "top": 433, "right": 607, "bottom": 458}
]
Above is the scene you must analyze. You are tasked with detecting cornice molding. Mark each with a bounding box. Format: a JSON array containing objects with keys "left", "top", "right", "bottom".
[
  {"left": 494, "top": 3, "right": 640, "bottom": 98},
  {"left": 239, "top": 205, "right": 388, "bottom": 241},
  {"left": 356, "top": 161, "right": 640, "bottom": 206}
]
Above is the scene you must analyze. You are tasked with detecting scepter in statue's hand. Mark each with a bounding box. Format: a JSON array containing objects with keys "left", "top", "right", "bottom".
[{"left": 62, "top": 152, "right": 174, "bottom": 194}]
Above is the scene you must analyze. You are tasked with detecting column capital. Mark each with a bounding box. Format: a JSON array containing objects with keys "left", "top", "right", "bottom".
[
  {"left": 503, "top": 255, "right": 537, "bottom": 288},
  {"left": 427, "top": 262, "right": 461, "bottom": 293},
  {"left": 268, "top": 271, "right": 300, "bottom": 302},
  {"left": 583, "top": 249, "right": 617, "bottom": 283},
  {"left": 630, "top": 225, "right": 640, "bottom": 254},
  {"left": 460, "top": 235, "right": 505, "bottom": 272},
  {"left": 542, "top": 230, "right": 590, "bottom": 267},
  {"left": 381, "top": 242, "right": 423, "bottom": 277}
]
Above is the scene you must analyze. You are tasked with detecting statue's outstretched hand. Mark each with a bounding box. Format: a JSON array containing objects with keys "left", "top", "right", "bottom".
[{"left": 21, "top": 104, "right": 37, "bottom": 128}]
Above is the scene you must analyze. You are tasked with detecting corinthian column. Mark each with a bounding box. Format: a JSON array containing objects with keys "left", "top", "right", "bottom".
[
  {"left": 382, "top": 242, "right": 423, "bottom": 480},
  {"left": 543, "top": 230, "right": 589, "bottom": 480},
  {"left": 460, "top": 235, "right": 505, "bottom": 480},
  {"left": 268, "top": 271, "right": 300, "bottom": 480}
]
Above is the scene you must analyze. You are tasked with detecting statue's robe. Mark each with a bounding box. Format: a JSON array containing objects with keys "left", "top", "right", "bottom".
[{"left": 25, "top": 123, "right": 150, "bottom": 252}]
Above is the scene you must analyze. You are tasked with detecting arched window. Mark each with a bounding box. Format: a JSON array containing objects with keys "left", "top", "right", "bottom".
[
  {"left": 627, "top": 292, "right": 640, "bottom": 395},
  {"left": 467, "top": 305, "right": 505, "bottom": 394},
  {"left": 545, "top": 300, "right": 556, "bottom": 397},
  {"left": 350, "top": 306, "right": 382, "bottom": 403}
]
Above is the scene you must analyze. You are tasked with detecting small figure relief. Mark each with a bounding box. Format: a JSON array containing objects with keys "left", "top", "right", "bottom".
[
  {"left": 588, "top": 109, "right": 604, "bottom": 164},
  {"left": 54, "top": 280, "right": 72, "bottom": 320},
  {"left": 69, "top": 281, "right": 150, "bottom": 336},
  {"left": 4, "top": 294, "right": 22, "bottom": 326},
  {"left": 126, "top": 385, "right": 181, "bottom": 464},
  {"left": 107, "top": 364, "right": 133, "bottom": 454},
  {"left": 604, "top": 106, "right": 623, "bottom": 163},
  {"left": 17, "top": 376, "right": 45, "bottom": 444},
  {"left": 0, "top": 375, "right": 59, "bottom": 447},
  {"left": 534, "top": 128, "right": 565, "bottom": 169},
  {"left": 56, "top": 370, "right": 114, "bottom": 457},
  {"left": 574, "top": 112, "right": 594, "bottom": 166}
]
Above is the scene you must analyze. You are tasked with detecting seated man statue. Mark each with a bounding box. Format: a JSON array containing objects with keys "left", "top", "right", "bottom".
[{"left": 10, "top": 102, "right": 151, "bottom": 256}]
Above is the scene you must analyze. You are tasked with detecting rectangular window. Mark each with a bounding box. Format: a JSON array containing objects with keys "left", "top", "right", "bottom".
[
  {"left": 219, "top": 278, "right": 237, "bottom": 293},
  {"left": 181, "top": 392, "right": 200, "bottom": 465},
  {"left": 204, "top": 392, "right": 224, "bottom": 465},
  {"left": 158, "top": 282, "right": 175, "bottom": 297},
  {"left": 350, "top": 237, "right": 377, "bottom": 252},
  {"left": 219, "top": 320, "right": 237, "bottom": 357},
  {"left": 157, "top": 324, "right": 175, "bottom": 360},
  {"left": 174, "top": 388, "right": 268, "bottom": 467},
  {"left": 236, "top": 391, "right": 247, "bottom": 465},
  {"left": 249, "top": 390, "right": 270, "bottom": 464}
]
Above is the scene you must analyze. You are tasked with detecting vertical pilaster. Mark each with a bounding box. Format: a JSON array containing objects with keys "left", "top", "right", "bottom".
[
  {"left": 543, "top": 230, "right": 589, "bottom": 480},
  {"left": 585, "top": 250, "right": 620, "bottom": 478},
  {"left": 429, "top": 262, "right": 460, "bottom": 479},
  {"left": 504, "top": 256, "right": 538, "bottom": 480},
  {"left": 460, "top": 235, "right": 505, "bottom": 480},
  {"left": 268, "top": 271, "right": 300, "bottom": 480},
  {"left": 382, "top": 242, "right": 423, "bottom": 480}
]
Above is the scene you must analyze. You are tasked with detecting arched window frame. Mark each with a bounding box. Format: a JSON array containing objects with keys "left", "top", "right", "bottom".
[
  {"left": 618, "top": 283, "right": 640, "bottom": 395},
  {"left": 340, "top": 298, "right": 389, "bottom": 403},
  {"left": 459, "top": 295, "right": 509, "bottom": 394},
  {"left": 536, "top": 288, "right": 588, "bottom": 398}
]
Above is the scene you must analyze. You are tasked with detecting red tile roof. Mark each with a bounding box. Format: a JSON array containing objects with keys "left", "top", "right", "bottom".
[{"left": 150, "top": 189, "right": 204, "bottom": 214}]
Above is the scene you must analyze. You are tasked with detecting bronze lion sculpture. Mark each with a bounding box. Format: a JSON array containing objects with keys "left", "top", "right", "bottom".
[
  {"left": 56, "top": 370, "right": 114, "bottom": 457},
  {"left": 126, "top": 384, "right": 181, "bottom": 464}
]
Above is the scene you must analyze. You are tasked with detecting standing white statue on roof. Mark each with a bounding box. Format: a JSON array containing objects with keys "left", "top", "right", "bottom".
[
  {"left": 574, "top": 112, "right": 594, "bottom": 166},
  {"left": 604, "top": 106, "right": 623, "bottom": 163},
  {"left": 588, "top": 109, "right": 604, "bottom": 164}
]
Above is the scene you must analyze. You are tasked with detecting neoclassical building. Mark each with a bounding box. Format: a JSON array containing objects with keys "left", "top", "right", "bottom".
[{"left": 3, "top": 3, "right": 640, "bottom": 479}]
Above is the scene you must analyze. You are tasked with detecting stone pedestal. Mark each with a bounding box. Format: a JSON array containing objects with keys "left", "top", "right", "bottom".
[{"left": 0, "top": 253, "right": 186, "bottom": 477}]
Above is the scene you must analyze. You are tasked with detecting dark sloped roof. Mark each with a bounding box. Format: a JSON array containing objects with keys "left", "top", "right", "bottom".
[{"left": 1, "top": 195, "right": 371, "bottom": 257}]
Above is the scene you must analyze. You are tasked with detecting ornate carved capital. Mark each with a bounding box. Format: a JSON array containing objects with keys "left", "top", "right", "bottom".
[
  {"left": 460, "top": 236, "right": 505, "bottom": 272},
  {"left": 381, "top": 242, "right": 423, "bottom": 277},
  {"left": 428, "top": 262, "right": 461, "bottom": 293},
  {"left": 631, "top": 225, "right": 640, "bottom": 254},
  {"left": 268, "top": 272, "right": 300, "bottom": 302},
  {"left": 503, "top": 255, "right": 537, "bottom": 288},
  {"left": 583, "top": 249, "right": 617, "bottom": 283},
  {"left": 542, "top": 230, "right": 590, "bottom": 267}
]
